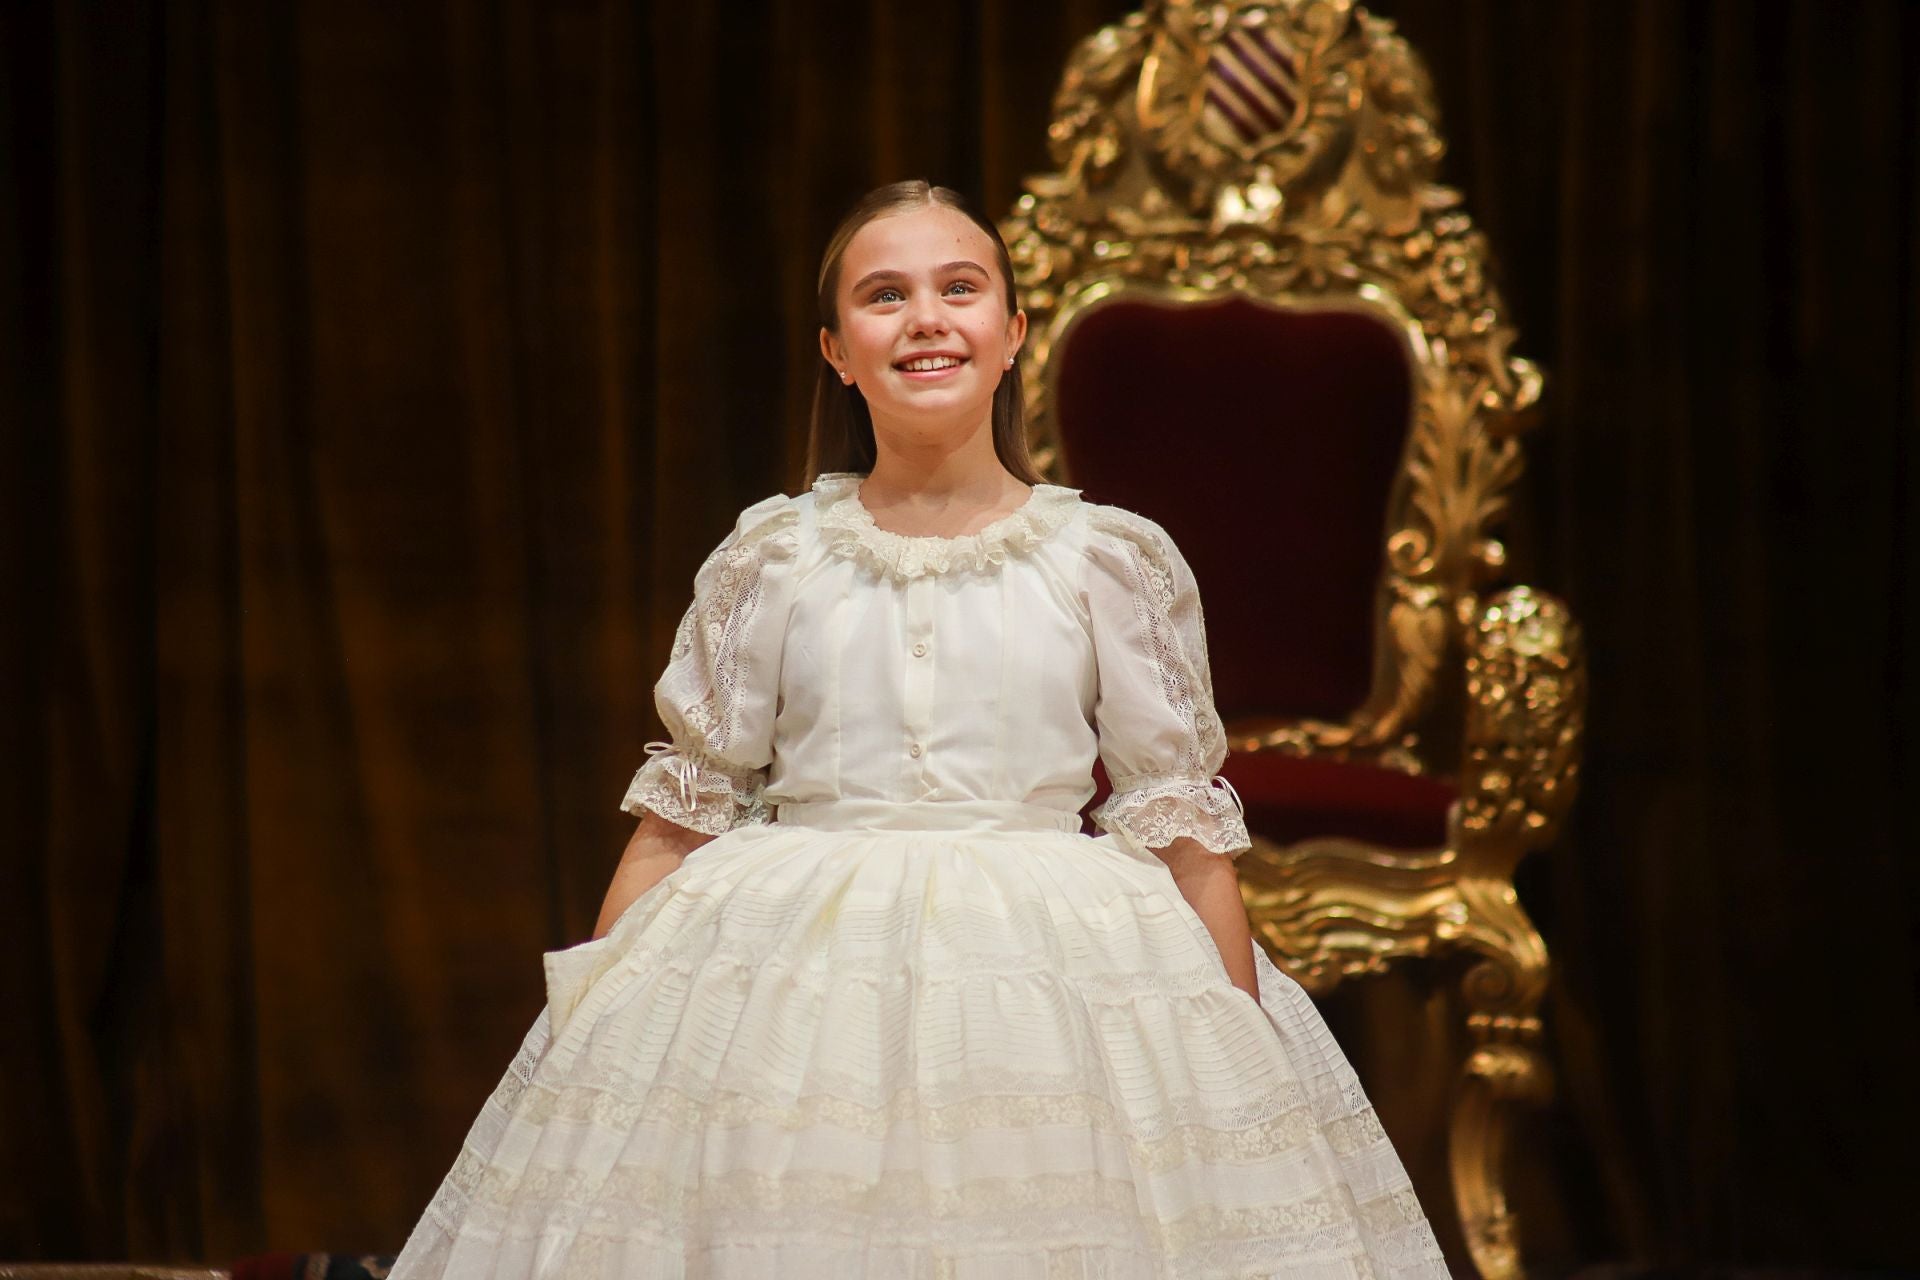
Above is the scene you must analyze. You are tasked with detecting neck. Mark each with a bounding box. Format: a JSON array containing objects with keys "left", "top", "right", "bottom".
[{"left": 864, "top": 405, "right": 1013, "bottom": 501}]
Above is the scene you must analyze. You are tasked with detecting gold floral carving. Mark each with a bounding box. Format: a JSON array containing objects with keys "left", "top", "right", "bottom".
[{"left": 1004, "top": 5, "right": 1586, "bottom": 1276}]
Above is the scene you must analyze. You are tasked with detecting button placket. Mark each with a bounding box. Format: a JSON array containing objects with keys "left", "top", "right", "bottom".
[{"left": 900, "top": 576, "right": 937, "bottom": 791}]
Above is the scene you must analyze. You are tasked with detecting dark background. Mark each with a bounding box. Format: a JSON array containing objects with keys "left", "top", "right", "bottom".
[{"left": 4, "top": 0, "right": 1916, "bottom": 1273}]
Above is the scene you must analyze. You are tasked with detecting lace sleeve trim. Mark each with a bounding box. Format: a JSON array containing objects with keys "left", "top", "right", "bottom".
[
  {"left": 620, "top": 743, "right": 770, "bottom": 836},
  {"left": 1092, "top": 774, "right": 1252, "bottom": 859}
]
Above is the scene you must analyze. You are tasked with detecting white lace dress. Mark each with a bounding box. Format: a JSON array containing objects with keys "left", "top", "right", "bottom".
[{"left": 389, "top": 473, "right": 1447, "bottom": 1279}]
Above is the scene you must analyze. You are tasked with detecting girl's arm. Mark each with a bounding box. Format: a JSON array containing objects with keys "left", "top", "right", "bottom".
[
  {"left": 1158, "top": 836, "right": 1259, "bottom": 1001},
  {"left": 1081, "top": 510, "right": 1259, "bottom": 1002},
  {"left": 604, "top": 493, "right": 799, "bottom": 940},
  {"left": 592, "top": 812, "right": 714, "bottom": 939}
]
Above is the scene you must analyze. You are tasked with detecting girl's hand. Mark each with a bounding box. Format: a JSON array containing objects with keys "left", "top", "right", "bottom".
[
  {"left": 592, "top": 812, "right": 714, "bottom": 939},
  {"left": 1156, "top": 836, "right": 1260, "bottom": 1001}
]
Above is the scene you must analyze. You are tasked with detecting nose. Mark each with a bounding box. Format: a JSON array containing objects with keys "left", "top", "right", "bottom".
[{"left": 905, "top": 290, "right": 948, "bottom": 337}]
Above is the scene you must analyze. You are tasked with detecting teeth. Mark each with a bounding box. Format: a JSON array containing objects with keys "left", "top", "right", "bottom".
[{"left": 900, "top": 356, "right": 962, "bottom": 371}]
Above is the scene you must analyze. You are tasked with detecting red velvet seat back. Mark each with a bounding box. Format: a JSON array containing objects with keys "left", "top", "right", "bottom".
[{"left": 1052, "top": 297, "right": 1414, "bottom": 721}]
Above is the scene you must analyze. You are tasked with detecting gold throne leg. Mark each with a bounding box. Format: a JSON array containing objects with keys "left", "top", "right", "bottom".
[
  {"left": 1447, "top": 586, "right": 1585, "bottom": 1277},
  {"left": 1447, "top": 872, "right": 1553, "bottom": 1280}
]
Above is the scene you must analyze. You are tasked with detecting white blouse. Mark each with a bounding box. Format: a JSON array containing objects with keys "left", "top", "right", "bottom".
[{"left": 622, "top": 472, "right": 1251, "bottom": 857}]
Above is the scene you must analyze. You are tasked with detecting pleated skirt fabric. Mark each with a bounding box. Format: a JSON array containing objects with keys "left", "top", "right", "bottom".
[{"left": 388, "top": 821, "right": 1447, "bottom": 1279}]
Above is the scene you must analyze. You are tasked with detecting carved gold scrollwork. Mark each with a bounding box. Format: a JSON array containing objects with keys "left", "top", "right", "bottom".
[
  {"left": 1236, "top": 590, "right": 1588, "bottom": 1003},
  {"left": 1008, "top": 5, "right": 1586, "bottom": 1276},
  {"left": 1460, "top": 588, "right": 1586, "bottom": 854}
]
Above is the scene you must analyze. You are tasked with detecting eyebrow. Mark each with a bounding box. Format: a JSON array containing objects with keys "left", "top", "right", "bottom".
[{"left": 850, "top": 260, "right": 990, "bottom": 293}]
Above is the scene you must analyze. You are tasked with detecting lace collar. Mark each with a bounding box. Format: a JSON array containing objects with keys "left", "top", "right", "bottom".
[{"left": 812, "top": 472, "right": 1082, "bottom": 581}]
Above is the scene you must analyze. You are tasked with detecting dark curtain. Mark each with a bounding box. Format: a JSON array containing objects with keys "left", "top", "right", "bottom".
[
  {"left": 2, "top": 0, "right": 1914, "bottom": 1271},
  {"left": 1373, "top": 0, "right": 1920, "bottom": 1269},
  {"left": 0, "top": 0, "right": 1136, "bottom": 1261}
]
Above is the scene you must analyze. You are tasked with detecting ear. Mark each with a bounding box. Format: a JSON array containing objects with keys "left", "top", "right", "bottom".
[
  {"left": 1005, "top": 309, "right": 1029, "bottom": 360},
  {"left": 819, "top": 326, "right": 844, "bottom": 373}
]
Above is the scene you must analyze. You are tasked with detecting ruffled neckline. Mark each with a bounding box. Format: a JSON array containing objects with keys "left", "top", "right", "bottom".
[{"left": 812, "top": 472, "right": 1082, "bottom": 581}]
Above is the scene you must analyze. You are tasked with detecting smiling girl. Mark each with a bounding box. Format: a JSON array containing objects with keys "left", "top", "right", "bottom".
[{"left": 390, "top": 181, "right": 1446, "bottom": 1278}]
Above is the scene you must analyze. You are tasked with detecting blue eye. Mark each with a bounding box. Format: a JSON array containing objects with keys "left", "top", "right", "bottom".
[
  {"left": 873, "top": 287, "right": 903, "bottom": 304},
  {"left": 945, "top": 281, "right": 976, "bottom": 296}
]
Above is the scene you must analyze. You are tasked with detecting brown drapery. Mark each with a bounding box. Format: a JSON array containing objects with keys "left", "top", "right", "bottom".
[
  {"left": 1380, "top": 1, "right": 1920, "bottom": 1268},
  {"left": 3, "top": 0, "right": 1914, "bottom": 1270}
]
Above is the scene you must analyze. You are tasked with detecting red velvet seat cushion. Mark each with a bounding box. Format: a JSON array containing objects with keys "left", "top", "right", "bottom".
[
  {"left": 1218, "top": 751, "right": 1455, "bottom": 851},
  {"left": 1082, "top": 755, "right": 1455, "bottom": 851},
  {"left": 1053, "top": 296, "right": 1413, "bottom": 722}
]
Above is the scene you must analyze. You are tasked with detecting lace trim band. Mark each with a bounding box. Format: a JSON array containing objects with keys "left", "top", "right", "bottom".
[
  {"left": 620, "top": 743, "right": 768, "bottom": 835},
  {"left": 812, "top": 472, "right": 1082, "bottom": 581},
  {"left": 1092, "top": 774, "right": 1252, "bottom": 858}
]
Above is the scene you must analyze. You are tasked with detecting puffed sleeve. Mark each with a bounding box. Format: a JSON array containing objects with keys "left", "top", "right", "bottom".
[
  {"left": 619, "top": 493, "right": 800, "bottom": 834},
  {"left": 1082, "top": 507, "right": 1252, "bottom": 858}
]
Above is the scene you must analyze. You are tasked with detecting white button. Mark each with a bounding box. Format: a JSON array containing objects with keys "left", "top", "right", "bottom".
[
  {"left": 912, "top": 641, "right": 929, "bottom": 657},
  {"left": 908, "top": 742, "right": 923, "bottom": 758}
]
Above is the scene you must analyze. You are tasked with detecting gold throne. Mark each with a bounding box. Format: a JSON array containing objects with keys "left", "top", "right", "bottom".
[{"left": 1003, "top": 3, "right": 1586, "bottom": 1275}]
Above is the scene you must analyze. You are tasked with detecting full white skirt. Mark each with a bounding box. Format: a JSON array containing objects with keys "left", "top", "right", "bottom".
[{"left": 389, "top": 820, "right": 1447, "bottom": 1279}]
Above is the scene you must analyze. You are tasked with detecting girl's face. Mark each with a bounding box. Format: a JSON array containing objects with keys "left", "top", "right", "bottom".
[{"left": 820, "top": 204, "right": 1026, "bottom": 438}]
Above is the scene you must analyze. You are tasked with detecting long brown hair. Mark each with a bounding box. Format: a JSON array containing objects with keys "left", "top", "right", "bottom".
[{"left": 803, "top": 180, "right": 1043, "bottom": 487}]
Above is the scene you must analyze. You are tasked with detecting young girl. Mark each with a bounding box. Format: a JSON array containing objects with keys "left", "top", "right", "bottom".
[{"left": 390, "top": 181, "right": 1447, "bottom": 1278}]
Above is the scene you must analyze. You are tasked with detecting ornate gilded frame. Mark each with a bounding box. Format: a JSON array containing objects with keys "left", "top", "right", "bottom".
[{"left": 1002, "top": 3, "right": 1586, "bottom": 1275}]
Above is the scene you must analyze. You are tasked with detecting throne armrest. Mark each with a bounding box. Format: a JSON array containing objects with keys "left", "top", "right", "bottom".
[{"left": 1456, "top": 585, "right": 1586, "bottom": 873}]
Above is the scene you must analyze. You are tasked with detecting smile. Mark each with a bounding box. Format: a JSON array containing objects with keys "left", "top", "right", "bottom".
[{"left": 895, "top": 355, "right": 966, "bottom": 373}]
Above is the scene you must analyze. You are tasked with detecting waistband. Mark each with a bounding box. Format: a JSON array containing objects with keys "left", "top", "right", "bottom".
[{"left": 774, "top": 798, "right": 1083, "bottom": 835}]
